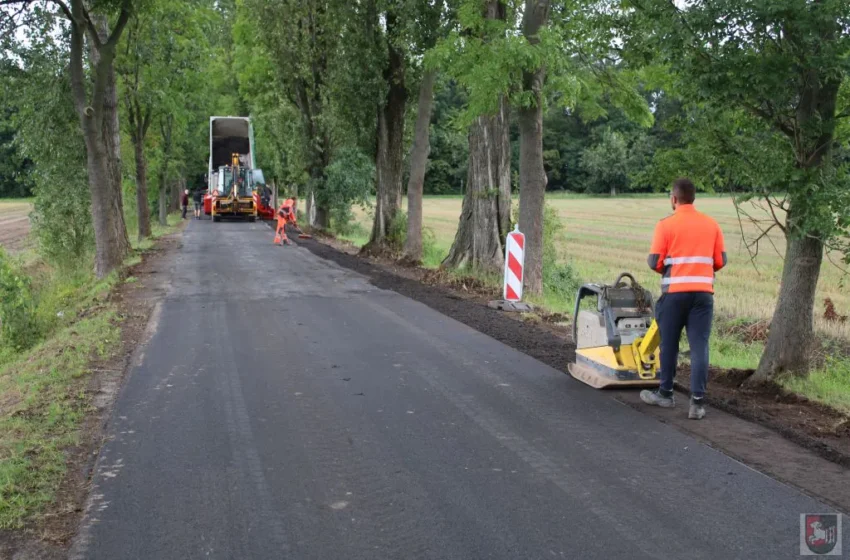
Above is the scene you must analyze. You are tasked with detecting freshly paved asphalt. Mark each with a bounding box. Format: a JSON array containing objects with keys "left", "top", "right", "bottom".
[{"left": 73, "top": 219, "right": 844, "bottom": 560}]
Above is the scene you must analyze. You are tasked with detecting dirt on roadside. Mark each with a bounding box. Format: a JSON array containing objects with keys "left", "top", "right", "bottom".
[
  {"left": 685, "top": 367, "right": 850, "bottom": 465},
  {"left": 297, "top": 233, "right": 850, "bottom": 507},
  {"left": 0, "top": 233, "right": 181, "bottom": 560}
]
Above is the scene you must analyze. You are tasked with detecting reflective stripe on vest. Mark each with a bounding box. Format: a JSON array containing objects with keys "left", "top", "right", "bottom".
[
  {"left": 662, "top": 276, "right": 714, "bottom": 286},
  {"left": 664, "top": 256, "right": 714, "bottom": 265}
]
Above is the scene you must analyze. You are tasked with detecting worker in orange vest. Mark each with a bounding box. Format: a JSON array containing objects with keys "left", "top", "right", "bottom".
[
  {"left": 641, "top": 178, "right": 726, "bottom": 420},
  {"left": 274, "top": 198, "right": 297, "bottom": 246}
]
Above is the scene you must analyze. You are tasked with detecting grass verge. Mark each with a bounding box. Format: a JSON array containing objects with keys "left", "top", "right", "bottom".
[
  {"left": 782, "top": 359, "right": 850, "bottom": 414},
  {"left": 0, "top": 213, "right": 182, "bottom": 529},
  {"left": 0, "top": 311, "right": 119, "bottom": 528}
]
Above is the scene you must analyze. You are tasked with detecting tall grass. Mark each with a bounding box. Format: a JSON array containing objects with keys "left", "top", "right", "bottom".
[
  {"left": 782, "top": 359, "right": 850, "bottom": 414},
  {"left": 0, "top": 208, "right": 182, "bottom": 528}
]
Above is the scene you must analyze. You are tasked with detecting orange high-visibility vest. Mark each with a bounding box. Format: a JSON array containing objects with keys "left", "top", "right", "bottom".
[
  {"left": 277, "top": 199, "right": 295, "bottom": 230},
  {"left": 648, "top": 204, "right": 726, "bottom": 293}
]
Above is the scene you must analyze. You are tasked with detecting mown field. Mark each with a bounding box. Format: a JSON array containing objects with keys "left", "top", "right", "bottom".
[
  {"left": 347, "top": 194, "right": 848, "bottom": 338},
  {"left": 0, "top": 200, "right": 33, "bottom": 253}
]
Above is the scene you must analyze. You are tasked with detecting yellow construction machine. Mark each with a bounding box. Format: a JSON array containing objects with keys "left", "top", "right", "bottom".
[
  {"left": 568, "top": 273, "right": 661, "bottom": 389},
  {"left": 211, "top": 153, "right": 257, "bottom": 222}
]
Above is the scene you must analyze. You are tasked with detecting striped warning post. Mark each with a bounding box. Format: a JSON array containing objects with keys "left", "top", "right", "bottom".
[{"left": 503, "top": 226, "right": 525, "bottom": 302}]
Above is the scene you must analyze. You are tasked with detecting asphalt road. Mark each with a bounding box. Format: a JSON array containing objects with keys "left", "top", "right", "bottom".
[{"left": 73, "top": 219, "right": 843, "bottom": 560}]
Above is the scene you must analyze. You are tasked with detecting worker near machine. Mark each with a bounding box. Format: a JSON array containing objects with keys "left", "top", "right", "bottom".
[
  {"left": 181, "top": 189, "right": 189, "bottom": 220},
  {"left": 274, "top": 197, "right": 297, "bottom": 246},
  {"left": 193, "top": 189, "right": 203, "bottom": 220},
  {"left": 640, "top": 178, "right": 726, "bottom": 420}
]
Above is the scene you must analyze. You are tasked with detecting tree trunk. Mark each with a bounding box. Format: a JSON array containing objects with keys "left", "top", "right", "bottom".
[
  {"left": 133, "top": 137, "right": 151, "bottom": 240},
  {"left": 102, "top": 64, "right": 126, "bottom": 217},
  {"left": 93, "top": 16, "right": 131, "bottom": 256},
  {"left": 309, "top": 168, "right": 330, "bottom": 229},
  {"left": 442, "top": 99, "right": 511, "bottom": 272},
  {"left": 315, "top": 207, "right": 330, "bottom": 229},
  {"left": 171, "top": 178, "right": 183, "bottom": 213},
  {"left": 68, "top": 4, "right": 132, "bottom": 278},
  {"left": 610, "top": 185, "right": 617, "bottom": 196},
  {"left": 83, "top": 127, "right": 128, "bottom": 277},
  {"left": 367, "top": 11, "right": 407, "bottom": 251},
  {"left": 751, "top": 234, "right": 823, "bottom": 381},
  {"left": 158, "top": 186, "right": 167, "bottom": 225},
  {"left": 158, "top": 117, "right": 173, "bottom": 226},
  {"left": 517, "top": 0, "right": 551, "bottom": 295},
  {"left": 751, "top": 68, "right": 839, "bottom": 380},
  {"left": 402, "top": 69, "right": 437, "bottom": 264},
  {"left": 158, "top": 161, "right": 169, "bottom": 226}
]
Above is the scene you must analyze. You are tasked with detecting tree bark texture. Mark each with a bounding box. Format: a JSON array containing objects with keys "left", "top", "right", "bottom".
[
  {"left": 442, "top": 99, "right": 511, "bottom": 272},
  {"left": 127, "top": 94, "right": 152, "bottom": 239},
  {"left": 517, "top": 0, "right": 551, "bottom": 295},
  {"left": 158, "top": 181, "right": 168, "bottom": 225},
  {"left": 158, "top": 115, "right": 173, "bottom": 226},
  {"left": 171, "top": 178, "right": 185, "bottom": 213},
  {"left": 68, "top": 0, "right": 132, "bottom": 278},
  {"left": 123, "top": 19, "right": 153, "bottom": 241},
  {"left": 367, "top": 10, "right": 407, "bottom": 250},
  {"left": 310, "top": 168, "right": 330, "bottom": 229},
  {"left": 93, "top": 15, "right": 131, "bottom": 257},
  {"left": 133, "top": 138, "right": 151, "bottom": 239},
  {"left": 402, "top": 69, "right": 437, "bottom": 263},
  {"left": 752, "top": 235, "right": 824, "bottom": 381}
]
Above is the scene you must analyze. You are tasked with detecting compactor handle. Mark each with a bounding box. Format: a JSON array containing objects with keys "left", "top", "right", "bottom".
[{"left": 614, "top": 272, "right": 637, "bottom": 288}]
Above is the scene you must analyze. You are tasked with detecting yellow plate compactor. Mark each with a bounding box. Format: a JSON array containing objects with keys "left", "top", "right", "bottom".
[{"left": 568, "top": 273, "right": 662, "bottom": 389}]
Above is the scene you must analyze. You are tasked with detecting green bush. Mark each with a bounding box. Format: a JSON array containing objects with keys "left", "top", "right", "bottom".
[
  {"left": 330, "top": 204, "right": 358, "bottom": 236},
  {"left": 10, "top": 63, "right": 94, "bottom": 267},
  {"left": 322, "top": 147, "right": 374, "bottom": 233},
  {"left": 31, "top": 264, "right": 93, "bottom": 338},
  {"left": 386, "top": 212, "right": 407, "bottom": 252},
  {"left": 542, "top": 204, "right": 581, "bottom": 299},
  {"left": 0, "top": 250, "right": 39, "bottom": 351},
  {"left": 421, "top": 227, "right": 445, "bottom": 267}
]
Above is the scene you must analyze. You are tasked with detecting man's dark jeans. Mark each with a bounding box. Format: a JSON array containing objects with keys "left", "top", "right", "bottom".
[{"left": 656, "top": 292, "right": 714, "bottom": 399}]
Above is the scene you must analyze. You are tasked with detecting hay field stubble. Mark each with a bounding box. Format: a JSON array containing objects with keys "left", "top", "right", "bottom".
[{"left": 347, "top": 194, "right": 849, "bottom": 341}]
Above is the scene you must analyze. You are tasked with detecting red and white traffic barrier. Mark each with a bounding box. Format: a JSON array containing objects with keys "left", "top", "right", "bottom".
[{"left": 503, "top": 226, "right": 525, "bottom": 302}]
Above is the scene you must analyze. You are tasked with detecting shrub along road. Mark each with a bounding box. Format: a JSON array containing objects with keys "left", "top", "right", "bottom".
[{"left": 72, "top": 220, "right": 845, "bottom": 559}]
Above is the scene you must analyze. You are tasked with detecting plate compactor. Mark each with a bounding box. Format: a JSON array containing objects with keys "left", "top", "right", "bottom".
[{"left": 568, "top": 273, "right": 662, "bottom": 389}]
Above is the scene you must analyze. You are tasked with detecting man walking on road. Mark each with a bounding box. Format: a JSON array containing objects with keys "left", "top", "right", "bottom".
[
  {"left": 193, "top": 189, "right": 203, "bottom": 219},
  {"left": 181, "top": 189, "right": 189, "bottom": 220},
  {"left": 641, "top": 178, "right": 726, "bottom": 420}
]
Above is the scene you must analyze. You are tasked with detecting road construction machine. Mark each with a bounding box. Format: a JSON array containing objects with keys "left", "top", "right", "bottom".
[
  {"left": 210, "top": 154, "right": 257, "bottom": 222},
  {"left": 568, "top": 273, "right": 661, "bottom": 389},
  {"left": 205, "top": 116, "right": 275, "bottom": 221}
]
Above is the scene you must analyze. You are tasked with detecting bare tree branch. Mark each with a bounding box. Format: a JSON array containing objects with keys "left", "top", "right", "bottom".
[
  {"left": 764, "top": 194, "right": 788, "bottom": 234},
  {"left": 49, "top": 0, "right": 104, "bottom": 49},
  {"left": 824, "top": 247, "right": 850, "bottom": 277},
  {"left": 731, "top": 194, "right": 762, "bottom": 275}
]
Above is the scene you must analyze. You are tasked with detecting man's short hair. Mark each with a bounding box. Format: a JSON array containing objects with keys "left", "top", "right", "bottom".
[{"left": 672, "top": 178, "right": 696, "bottom": 204}]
